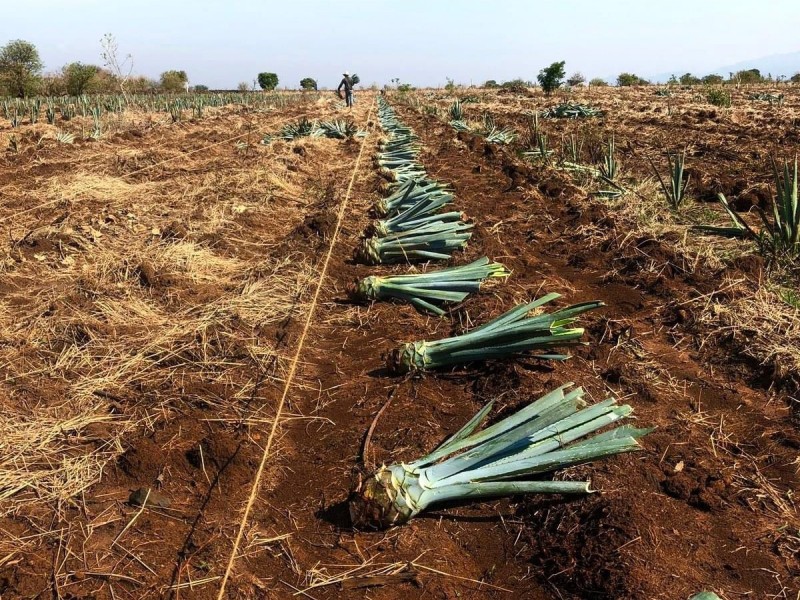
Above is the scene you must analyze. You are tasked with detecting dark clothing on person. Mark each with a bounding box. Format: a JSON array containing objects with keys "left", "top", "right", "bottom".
[
  {"left": 338, "top": 75, "right": 354, "bottom": 107},
  {"left": 338, "top": 76, "right": 354, "bottom": 93}
]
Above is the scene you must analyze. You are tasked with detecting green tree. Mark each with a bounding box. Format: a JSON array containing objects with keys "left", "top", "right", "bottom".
[
  {"left": 501, "top": 78, "right": 530, "bottom": 92},
  {"left": 257, "top": 72, "right": 279, "bottom": 90},
  {"left": 0, "top": 39, "right": 43, "bottom": 97},
  {"left": 537, "top": 60, "right": 566, "bottom": 95},
  {"left": 617, "top": 72, "right": 648, "bottom": 86},
  {"left": 160, "top": 69, "right": 188, "bottom": 92},
  {"left": 702, "top": 74, "right": 724, "bottom": 85},
  {"left": 679, "top": 72, "right": 701, "bottom": 85},
  {"left": 732, "top": 69, "right": 763, "bottom": 84},
  {"left": 300, "top": 77, "right": 317, "bottom": 90},
  {"left": 588, "top": 77, "right": 608, "bottom": 87},
  {"left": 483, "top": 79, "right": 499, "bottom": 88},
  {"left": 567, "top": 72, "right": 586, "bottom": 87},
  {"left": 63, "top": 62, "right": 100, "bottom": 96},
  {"left": 194, "top": 84, "right": 209, "bottom": 92},
  {"left": 791, "top": 73, "right": 800, "bottom": 84}
]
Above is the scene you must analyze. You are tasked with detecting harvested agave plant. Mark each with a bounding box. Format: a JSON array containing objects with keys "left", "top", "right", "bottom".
[
  {"left": 355, "top": 221, "right": 473, "bottom": 265},
  {"left": 349, "top": 383, "right": 651, "bottom": 529},
  {"left": 375, "top": 177, "right": 452, "bottom": 217},
  {"left": 350, "top": 257, "right": 509, "bottom": 315},
  {"left": 387, "top": 293, "right": 602, "bottom": 373},
  {"left": 368, "top": 194, "right": 465, "bottom": 237}
]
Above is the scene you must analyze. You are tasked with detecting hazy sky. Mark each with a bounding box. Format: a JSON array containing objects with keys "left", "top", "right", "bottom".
[{"left": 4, "top": 0, "right": 799, "bottom": 88}]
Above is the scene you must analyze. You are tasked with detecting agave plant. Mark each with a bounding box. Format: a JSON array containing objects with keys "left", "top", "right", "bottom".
[
  {"left": 355, "top": 221, "right": 473, "bottom": 265},
  {"left": 691, "top": 193, "right": 755, "bottom": 239},
  {"left": 650, "top": 149, "right": 690, "bottom": 209},
  {"left": 542, "top": 103, "right": 602, "bottom": 119},
  {"left": 484, "top": 124, "right": 516, "bottom": 144},
  {"left": 448, "top": 99, "right": 464, "bottom": 122},
  {"left": 523, "top": 134, "right": 553, "bottom": 163},
  {"left": 278, "top": 117, "right": 320, "bottom": 140},
  {"left": 319, "top": 119, "right": 364, "bottom": 139},
  {"left": 349, "top": 382, "right": 650, "bottom": 529},
  {"left": 369, "top": 192, "right": 465, "bottom": 237},
  {"left": 599, "top": 135, "right": 618, "bottom": 181},
  {"left": 350, "top": 257, "right": 510, "bottom": 315},
  {"left": 374, "top": 177, "right": 453, "bottom": 217},
  {"left": 388, "top": 293, "right": 602, "bottom": 374},
  {"left": 765, "top": 157, "right": 800, "bottom": 255},
  {"left": 45, "top": 103, "right": 56, "bottom": 125},
  {"left": 53, "top": 130, "right": 76, "bottom": 144}
]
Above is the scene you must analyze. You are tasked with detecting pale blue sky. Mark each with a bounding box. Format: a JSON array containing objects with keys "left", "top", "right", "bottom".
[{"left": 4, "top": 0, "right": 799, "bottom": 88}]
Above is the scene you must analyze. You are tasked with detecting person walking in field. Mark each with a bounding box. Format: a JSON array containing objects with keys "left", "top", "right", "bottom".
[{"left": 338, "top": 71, "right": 354, "bottom": 108}]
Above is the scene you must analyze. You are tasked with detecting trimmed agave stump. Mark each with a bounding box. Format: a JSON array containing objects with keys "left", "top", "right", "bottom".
[{"left": 349, "top": 383, "right": 651, "bottom": 529}]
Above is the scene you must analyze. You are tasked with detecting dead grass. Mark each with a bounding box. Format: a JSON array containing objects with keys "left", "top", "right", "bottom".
[
  {"left": 0, "top": 106, "right": 345, "bottom": 524},
  {"left": 694, "top": 279, "right": 800, "bottom": 400}
]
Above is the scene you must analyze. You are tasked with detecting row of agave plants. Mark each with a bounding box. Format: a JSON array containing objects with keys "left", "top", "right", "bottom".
[
  {"left": 1, "top": 91, "right": 312, "bottom": 128},
  {"left": 347, "top": 97, "right": 651, "bottom": 529}
]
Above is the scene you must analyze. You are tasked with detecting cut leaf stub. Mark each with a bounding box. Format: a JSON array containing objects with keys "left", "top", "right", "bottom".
[{"left": 349, "top": 466, "right": 417, "bottom": 529}]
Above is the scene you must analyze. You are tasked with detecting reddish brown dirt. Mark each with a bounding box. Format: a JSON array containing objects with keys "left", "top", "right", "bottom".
[{"left": 1, "top": 92, "right": 797, "bottom": 600}]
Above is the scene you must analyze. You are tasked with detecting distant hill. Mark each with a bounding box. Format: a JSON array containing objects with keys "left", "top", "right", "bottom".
[{"left": 649, "top": 50, "right": 800, "bottom": 83}]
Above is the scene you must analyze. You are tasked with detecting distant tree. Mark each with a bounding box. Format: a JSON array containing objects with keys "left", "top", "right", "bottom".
[
  {"left": 100, "top": 33, "right": 133, "bottom": 97},
  {"left": 194, "top": 84, "right": 209, "bottom": 92},
  {"left": 40, "top": 72, "right": 66, "bottom": 96},
  {"left": 300, "top": 77, "right": 317, "bottom": 90},
  {"left": 588, "top": 77, "right": 609, "bottom": 87},
  {"left": 501, "top": 78, "right": 530, "bottom": 92},
  {"left": 444, "top": 77, "right": 456, "bottom": 92},
  {"left": 351, "top": 73, "right": 360, "bottom": 85},
  {"left": 617, "top": 72, "right": 648, "bottom": 86},
  {"left": 537, "top": 61, "right": 566, "bottom": 95},
  {"left": 397, "top": 83, "right": 413, "bottom": 92},
  {"left": 237, "top": 81, "right": 250, "bottom": 92},
  {"left": 702, "top": 74, "right": 724, "bottom": 85},
  {"left": 483, "top": 79, "right": 499, "bottom": 88},
  {"left": 668, "top": 74, "right": 679, "bottom": 85},
  {"left": 125, "top": 75, "right": 156, "bottom": 94},
  {"left": 791, "top": 73, "right": 800, "bottom": 84},
  {"left": 63, "top": 62, "right": 100, "bottom": 95},
  {"left": 567, "top": 72, "right": 586, "bottom": 87},
  {"left": 0, "top": 39, "right": 43, "bottom": 97},
  {"left": 160, "top": 70, "right": 188, "bottom": 92},
  {"left": 301, "top": 78, "right": 317, "bottom": 91},
  {"left": 679, "top": 72, "right": 701, "bottom": 85},
  {"left": 731, "top": 69, "right": 763, "bottom": 85},
  {"left": 257, "top": 72, "right": 279, "bottom": 90}
]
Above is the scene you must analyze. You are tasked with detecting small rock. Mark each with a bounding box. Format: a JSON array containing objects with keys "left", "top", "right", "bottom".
[{"left": 128, "top": 487, "right": 171, "bottom": 508}]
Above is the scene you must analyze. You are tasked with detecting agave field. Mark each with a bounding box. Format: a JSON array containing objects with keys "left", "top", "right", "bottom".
[{"left": 0, "top": 84, "right": 798, "bottom": 600}]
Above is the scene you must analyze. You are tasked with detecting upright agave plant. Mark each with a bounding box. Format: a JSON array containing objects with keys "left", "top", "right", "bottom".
[
  {"left": 765, "top": 157, "right": 800, "bottom": 255},
  {"left": 448, "top": 99, "right": 471, "bottom": 131},
  {"left": 599, "top": 135, "right": 618, "bottom": 181},
  {"left": 349, "top": 382, "right": 651, "bottom": 529},
  {"left": 650, "top": 149, "right": 690, "bottom": 209}
]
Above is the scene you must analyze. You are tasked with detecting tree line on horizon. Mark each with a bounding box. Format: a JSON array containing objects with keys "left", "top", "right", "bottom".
[
  {"left": 484, "top": 62, "right": 800, "bottom": 94},
  {"left": 0, "top": 38, "right": 343, "bottom": 98},
  {"left": 2, "top": 38, "right": 799, "bottom": 98}
]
